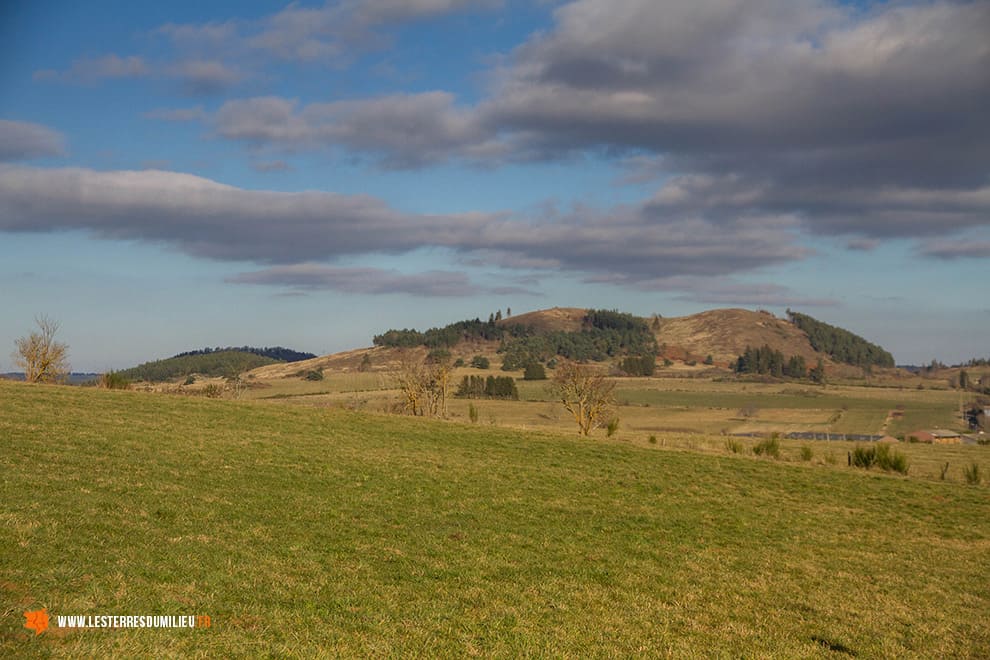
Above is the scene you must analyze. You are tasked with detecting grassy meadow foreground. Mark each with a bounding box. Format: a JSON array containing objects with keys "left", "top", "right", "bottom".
[{"left": 2, "top": 380, "right": 989, "bottom": 656}]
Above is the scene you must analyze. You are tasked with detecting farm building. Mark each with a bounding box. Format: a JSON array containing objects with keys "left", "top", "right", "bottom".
[{"left": 907, "top": 429, "right": 961, "bottom": 444}]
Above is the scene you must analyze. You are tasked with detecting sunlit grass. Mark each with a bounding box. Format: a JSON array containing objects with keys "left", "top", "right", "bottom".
[{"left": 1, "top": 380, "right": 988, "bottom": 656}]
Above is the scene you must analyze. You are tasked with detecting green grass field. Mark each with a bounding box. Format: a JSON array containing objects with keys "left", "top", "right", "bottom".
[
  {"left": 242, "top": 368, "right": 968, "bottom": 440},
  {"left": 2, "top": 380, "right": 989, "bottom": 656}
]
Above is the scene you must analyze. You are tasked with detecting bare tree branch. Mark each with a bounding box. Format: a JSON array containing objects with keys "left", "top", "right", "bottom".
[{"left": 13, "top": 315, "right": 70, "bottom": 383}]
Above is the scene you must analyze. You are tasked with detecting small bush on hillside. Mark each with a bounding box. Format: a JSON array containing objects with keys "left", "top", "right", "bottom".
[
  {"left": 725, "top": 439, "right": 743, "bottom": 454},
  {"left": 875, "top": 444, "right": 908, "bottom": 474},
  {"left": 453, "top": 358, "right": 465, "bottom": 368},
  {"left": 523, "top": 362, "right": 547, "bottom": 380},
  {"left": 648, "top": 435, "right": 657, "bottom": 445},
  {"left": 470, "top": 355, "right": 490, "bottom": 369},
  {"left": 606, "top": 418, "right": 620, "bottom": 438},
  {"left": 184, "top": 375, "right": 196, "bottom": 385},
  {"left": 620, "top": 355, "right": 655, "bottom": 376},
  {"left": 203, "top": 384, "right": 223, "bottom": 398},
  {"left": 753, "top": 437, "right": 780, "bottom": 459},
  {"left": 800, "top": 445, "right": 813, "bottom": 461},
  {"left": 964, "top": 462, "right": 981, "bottom": 485},
  {"left": 851, "top": 445, "right": 876, "bottom": 468},
  {"left": 304, "top": 369, "right": 324, "bottom": 381},
  {"left": 359, "top": 354, "right": 373, "bottom": 371},
  {"left": 851, "top": 444, "right": 908, "bottom": 474},
  {"left": 427, "top": 348, "right": 451, "bottom": 364},
  {"left": 98, "top": 370, "right": 131, "bottom": 390}
]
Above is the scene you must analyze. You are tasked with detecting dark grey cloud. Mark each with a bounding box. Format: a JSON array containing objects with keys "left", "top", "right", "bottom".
[
  {"left": 846, "top": 238, "right": 879, "bottom": 252},
  {"left": 184, "top": 0, "right": 990, "bottom": 249},
  {"left": 214, "top": 93, "right": 502, "bottom": 168},
  {"left": 227, "top": 263, "right": 531, "bottom": 297},
  {"left": 0, "top": 165, "right": 805, "bottom": 287},
  {"left": 476, "top": 0, "right": 990, "bottom": 242},
  {"left": 919, "top": 239, "right": 990, "bottom": 260},
  {"left": 580, "top": 274, "right": 836, "bottom": 307},
  {"left": 0, "top": 120, "right": 66, "bottom": 161}
]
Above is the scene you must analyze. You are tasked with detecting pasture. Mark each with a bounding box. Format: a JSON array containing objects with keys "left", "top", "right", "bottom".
[{"left": 2, "top": 380, "right": 988, "bottom": 656}]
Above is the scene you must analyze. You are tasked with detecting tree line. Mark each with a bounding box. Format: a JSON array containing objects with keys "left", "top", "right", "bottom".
[
  {"left": 172, "top": 346, "right": 316, "bottom": 362},
  {"left": 735, "top": 344, "right": 825, "bottom": 382},
  {"left": 787, "top": 310, "right": 894, "bottom": 369},
  {"left": 499, "top": 311, "right": 658, "bottom": 369},
  {"left": 119, "top": 351, "right": 280, "bottom": 382},
  {"left": 373, "top": 317, "right": 530, "bottom": 349},
  {"left": 455, "top": 375, "right": 519, "bottom": 400},
  {"left": 373, "top": 310, "right": 659, "bottom": 371}
]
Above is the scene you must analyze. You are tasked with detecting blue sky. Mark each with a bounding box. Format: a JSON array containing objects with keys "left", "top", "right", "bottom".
[{"left": 1, "top": 0, "right": 988, "bottom": 371}]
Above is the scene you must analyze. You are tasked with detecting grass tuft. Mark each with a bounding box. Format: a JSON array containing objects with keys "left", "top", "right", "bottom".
[{"left": 752, "top": 437, "right": 781, "bottom": 459}]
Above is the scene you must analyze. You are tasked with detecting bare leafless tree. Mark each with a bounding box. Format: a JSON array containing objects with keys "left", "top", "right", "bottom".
[
  {"left": 393, "top": 351, "right": 452, "bottom": 418},
  {"left": 13, "top": 315, "right": 70, "bottom": 383},
  {"left": 548, "top": 361, "right": 615, "bottom": 436},
  {"left": 394, "top": 352, "right": 428, "bottom": 416}
]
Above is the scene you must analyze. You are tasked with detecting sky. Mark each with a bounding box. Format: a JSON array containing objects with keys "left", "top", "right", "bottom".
[{"left": 1, "top": 0, "right": 988, "bottom": 372}]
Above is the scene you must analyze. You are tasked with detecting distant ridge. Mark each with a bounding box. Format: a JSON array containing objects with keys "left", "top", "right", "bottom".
[
  {"left": 172, "top": 346, "right": 316, "bottom": 362},
  {"left": 119, "top": 346, "right": 314, "bottom": 382},
  {"left": 246, "top": 307, "right": 898, "bottom": 380}
]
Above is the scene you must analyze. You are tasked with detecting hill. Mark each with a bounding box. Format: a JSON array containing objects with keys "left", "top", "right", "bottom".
[
  {"left": 654, "top": 308, "right": 823, "bottom": 366},
  {"left": 119, "top": 350, "right": 281, "bottom": 382},
  {"left": 1, "top": 380, "right": 988, "bottom": 656},
  {"left": 247, "top": 307, "right": 896, "bottom": 382}
]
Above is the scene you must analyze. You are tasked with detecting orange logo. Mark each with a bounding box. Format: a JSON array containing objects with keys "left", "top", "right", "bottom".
[{"left": 24, "top": 608, "right": 49, "bottom": 635}]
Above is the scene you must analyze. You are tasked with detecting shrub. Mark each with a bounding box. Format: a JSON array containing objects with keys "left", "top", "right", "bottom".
[
  {"left": 606, "top": 418, "right": 620, "bottom": 438},
  {"left": 470, "top": 355, "right": 490, "bottom": 369},
  {"left": 852, "top": 444, "right": 908, "bottom": 474},
  {"left": 704, "top": 355, "right": 714, "bottom": 365},
  {"left": 753, "top": 437, "right": 780, "bottom": 458},
  {"left": 725, "top": 438, "right": 743, "bottom": 454},
  {"left": 800, "top": 445, "right": 813, "bottom": 461},
  {"left": 359, "top": 354, "right": 373, "bottom": 371},
  {"left": 453, "top": 358, "right": 465, "bottom": 368},
  {"left": 523, "top": 362, "right": 547, "bottom": 380},
  {"left": 427, "top": 348, "right": 451, "bottom": 364},
  {"left": 663, "top": 358, "right": 673, "bottom": 367},
  {"left": 964, "top": 462, "right": 981, "bottom": 485},
  {"left": 468, "top": 403, "right": 479, "bottom": 424},
  {"left": 851, "top": 445, "right": 876, "bottom": 468},
  {"left": 648, "top": 435, "right": 657, "bottom": 445},
  {"left": 620, "top": 355, "right": 655, "bottom": 376},
  {"left": 304, "top": 369, "right": 324, "bottom": 381},
  {"left": 183, "top": 375, "right": 196, "bottom": 385},
  {"left": 875, "top": 444, "right": 908, "bottom": 474},
  {"left": 203, "top": 384, "right": 224, "bottom": 398},
  {"left": 98, "top": 370, "right": 131, "bottom": 390}
]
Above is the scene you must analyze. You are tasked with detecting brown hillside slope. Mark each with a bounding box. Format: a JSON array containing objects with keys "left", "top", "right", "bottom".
[
  {"left": 499, "top": 307, "right": 587, "bottom": 333},
  {"left": 656, "top": 309, "right": 822, "bottom": 365},
  {"left": 247, "top": 307, "right": 842, "bottom": 381}
]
